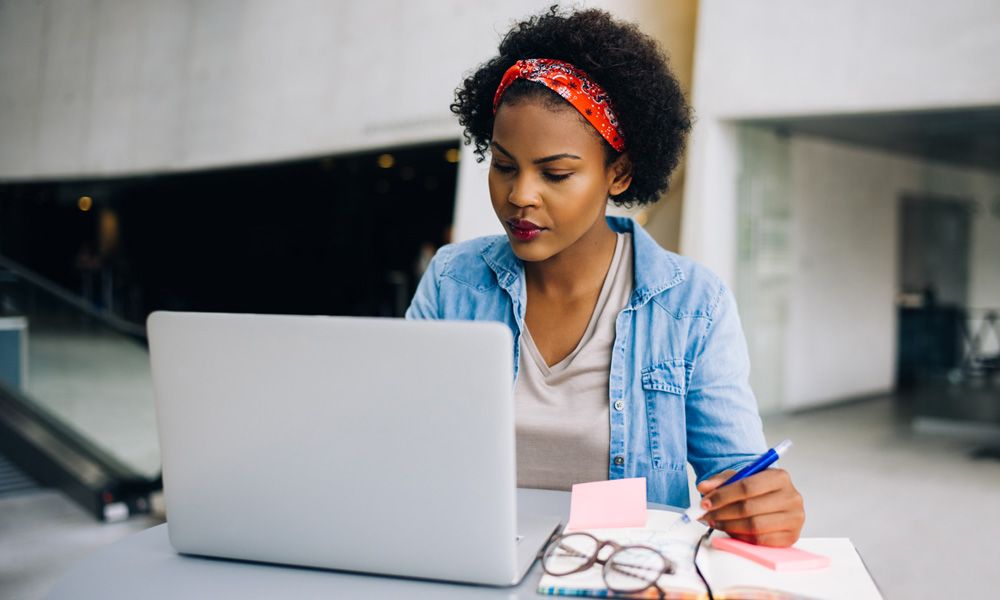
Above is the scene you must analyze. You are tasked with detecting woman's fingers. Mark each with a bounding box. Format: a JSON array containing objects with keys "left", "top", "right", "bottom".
[
  {"left": 695, "top": 470, "right": 736, "bottom": 496},
  {"left": 696, "top": 468, "right": 805, "bottom": 547},
  {"left": 704, "top": 488, "right": 801, "bottom": 521},
  {"left": 700, "top": 468, "right": 791, "bottom": 513},
  {"left": 710, "top": 509, "right": 805, "bottom": 535}
]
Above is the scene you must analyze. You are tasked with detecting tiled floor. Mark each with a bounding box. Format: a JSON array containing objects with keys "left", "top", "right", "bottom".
[
  {"left": 2, "top": 395, "right": 999, "bottom": 599},
  {"left": 761, "top": 396, "right": 1000, "bottom": 598},
  {"left": 0, "top": 490, "right": 160, "bottom": 600}
]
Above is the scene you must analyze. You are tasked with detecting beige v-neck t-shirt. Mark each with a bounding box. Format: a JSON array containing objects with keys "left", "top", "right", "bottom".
[{"left": 515, "top": 232, "right": 634, "bottom": 490}]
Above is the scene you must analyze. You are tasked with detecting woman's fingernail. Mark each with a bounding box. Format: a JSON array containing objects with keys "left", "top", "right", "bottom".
[{"left": 701, "top": 499, "right": 711, "bottom": 510}]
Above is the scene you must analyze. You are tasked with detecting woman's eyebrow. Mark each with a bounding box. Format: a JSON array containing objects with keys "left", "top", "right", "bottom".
[
  {"left": 533, "top": 153, "right": 582, "bottom": 164},
  {"left": 492, "top": 142, "right": 581, "bottom": 164},
  {"left": 491, "top": 142, "right": 515, "bottom": 160}
]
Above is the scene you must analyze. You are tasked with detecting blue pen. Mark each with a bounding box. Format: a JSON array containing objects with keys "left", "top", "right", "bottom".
[{"left": 679, "top": 439, "right": 793, "bottom": 525}]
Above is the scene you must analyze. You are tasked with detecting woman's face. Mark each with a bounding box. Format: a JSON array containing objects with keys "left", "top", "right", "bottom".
[{"left": 489, "top": 98, "right": 631, "bottom": 264}]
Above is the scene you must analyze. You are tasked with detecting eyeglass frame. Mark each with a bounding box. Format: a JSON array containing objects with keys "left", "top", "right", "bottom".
[
  {"left": 540, "top": 531, "right": 679, "bottom": 596},
  {"left": 540, "top": 528, "right": 719, "bottom": 600}
]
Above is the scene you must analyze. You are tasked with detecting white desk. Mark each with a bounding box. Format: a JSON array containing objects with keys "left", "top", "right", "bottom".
[{"left": 45, "top": 489, "right": 882, "bottom": 599}]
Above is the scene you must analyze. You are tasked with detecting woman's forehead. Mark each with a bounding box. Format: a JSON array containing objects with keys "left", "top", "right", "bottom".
[{"left": 492, "top": 99, "right": 606, "bottom": 158}]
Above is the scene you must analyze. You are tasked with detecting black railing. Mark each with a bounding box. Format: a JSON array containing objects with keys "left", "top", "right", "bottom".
[
  {"left": 0, "top": 252, "right": 159, "bottom": 521},
  {"left": 0, "top": 254, "right": 146, "bottom": 342}
]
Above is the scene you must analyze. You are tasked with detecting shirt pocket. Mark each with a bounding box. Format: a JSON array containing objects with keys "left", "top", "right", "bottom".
[{"left": 640, "top": 359, "right": 688, "bottom": 471}]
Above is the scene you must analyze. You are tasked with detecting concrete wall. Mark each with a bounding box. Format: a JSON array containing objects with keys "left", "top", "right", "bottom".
[
  {"left": 683, "top": 0, "right": 1000, "bottom": 282},
  {"left": 5, "top": 0, "right": 666, "bottom": 180},
  {"left": 0, "top": 0, "right": 455, "bottom": 179},
  {"left": 784, "top": 135, "right": 1000, "bottom": 409},
  {"left": 692, "top": 0, "right": 1000, "bottom": 119}
]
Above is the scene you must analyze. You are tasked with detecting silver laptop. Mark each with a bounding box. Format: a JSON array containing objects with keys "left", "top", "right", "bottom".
[{"left": 147, "top": 311, "right": 561, "bottom": 586}]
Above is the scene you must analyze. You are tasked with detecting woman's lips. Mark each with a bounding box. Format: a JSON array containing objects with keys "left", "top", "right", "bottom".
[{"left": 507, "top": 218, "right": 545, "bottom": 241}]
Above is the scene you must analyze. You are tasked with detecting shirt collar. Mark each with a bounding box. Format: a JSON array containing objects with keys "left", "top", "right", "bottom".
[{"left": 480, "top": 215, "right": 685, "bottom": 308}]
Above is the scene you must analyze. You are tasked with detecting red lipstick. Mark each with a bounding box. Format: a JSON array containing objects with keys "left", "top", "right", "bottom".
[{"left": 506, "top": 218, "right": 544, "bottom": 241}]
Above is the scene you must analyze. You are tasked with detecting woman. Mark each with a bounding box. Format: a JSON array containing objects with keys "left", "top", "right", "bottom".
[{"left": 406, "top": 7, "right": 804, "bottom": 547}]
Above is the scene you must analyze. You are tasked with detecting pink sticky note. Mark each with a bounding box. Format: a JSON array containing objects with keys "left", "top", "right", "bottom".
[
  {"left": 565, "top": 478, "right": 647, "bottom": 531},
  {"left": 712, "top": 537, "right": 831, "bottom": 571}
]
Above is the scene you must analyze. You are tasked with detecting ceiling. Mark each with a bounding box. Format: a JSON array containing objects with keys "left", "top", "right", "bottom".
[{"left": 746, "top": 106, "right": 1000, "bottom": 173}]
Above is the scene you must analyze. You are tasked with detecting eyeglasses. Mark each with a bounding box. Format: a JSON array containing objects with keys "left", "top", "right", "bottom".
[
  {"left": 541, "top": 531, "right": 678, "bottom": 596},
  {"left": 541, "top": 529, "right": 719, "bottom": 600}
]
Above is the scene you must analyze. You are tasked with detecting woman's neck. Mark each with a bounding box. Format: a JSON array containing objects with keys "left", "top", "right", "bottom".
[{"left": 523, "top": 219, "right": 618, "bottom": 300}]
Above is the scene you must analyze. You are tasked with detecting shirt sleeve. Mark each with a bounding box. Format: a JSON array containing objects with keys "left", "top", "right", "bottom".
[
  {"left": 404, "top": 244, "right": 453, "bottom": 320},
  {"left": 685, "top": 283, "right": 768, "bottom": 482}
]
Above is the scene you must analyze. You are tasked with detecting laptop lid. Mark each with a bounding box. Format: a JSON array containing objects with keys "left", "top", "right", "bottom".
[{"left": 148, "top": 311, "right": 521, "bottom": 585}]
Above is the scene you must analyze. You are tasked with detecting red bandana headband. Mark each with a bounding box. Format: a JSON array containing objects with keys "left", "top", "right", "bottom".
[{"left": 492, "top": 58, "right": 626, "bottom": 153}]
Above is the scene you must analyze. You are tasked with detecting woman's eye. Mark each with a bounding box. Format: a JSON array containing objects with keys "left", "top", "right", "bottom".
[
  {"left": 492, "top": 163, "right": 515, "bottom": 174},
  {"left": 543, "top": 172, "right": 571, "bottom": 182}
]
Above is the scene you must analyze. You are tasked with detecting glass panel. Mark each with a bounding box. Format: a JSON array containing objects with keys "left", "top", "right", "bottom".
[
  {"left": 735, "top": 125, "right": 792, "bottom": 413},
  {"left": 0, "top": 258, "right": 159, "bottom": 479}
]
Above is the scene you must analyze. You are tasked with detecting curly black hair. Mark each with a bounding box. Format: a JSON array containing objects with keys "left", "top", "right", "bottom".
[{"left": 450, "top": 5, "right": 693, "bottom": 206}]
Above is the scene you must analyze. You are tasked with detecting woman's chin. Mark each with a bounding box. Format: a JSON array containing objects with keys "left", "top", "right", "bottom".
[{"left": 507, "top": 238, "right": 555, "bottom": 262}]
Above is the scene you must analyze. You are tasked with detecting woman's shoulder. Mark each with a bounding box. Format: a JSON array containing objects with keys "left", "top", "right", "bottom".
[
  {"left": 425, "top": 235, "right": 510, "bottom": 289},
  {"left": 633, "top": 239, "right": 732, "bottom": 321}
]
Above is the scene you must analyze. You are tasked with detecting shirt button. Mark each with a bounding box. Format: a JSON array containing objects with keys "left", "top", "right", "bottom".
[
  {"left": 613, "top": 456, "right": 624, "bottom": 466},
  {"left": 613, "top": 400, "right": 624, "bottom": 411}
]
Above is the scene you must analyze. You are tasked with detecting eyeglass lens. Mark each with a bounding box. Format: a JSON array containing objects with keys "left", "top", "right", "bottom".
[
  {"left": 603, "top": 546, "right": 668, "bottom": 593},
  {"left": 542, "top": 533, "right": 600, "bottom": 576}
]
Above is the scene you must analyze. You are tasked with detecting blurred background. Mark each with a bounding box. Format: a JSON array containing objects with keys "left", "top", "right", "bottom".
[{"left": 1, "top": 0, "right": 998, "bottom": 598}]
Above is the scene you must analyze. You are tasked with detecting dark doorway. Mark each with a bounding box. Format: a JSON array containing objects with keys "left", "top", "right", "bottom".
[
  {"left": 0, "top": 141, "right": 459, "bottom": 323},
  {"left": 896, "top": 194, "right": 973, "bottom": 383},
  {"left": 899, "top": 195, "right": 972, "bottom": 308},
  {"left": 895, "top": 194, "right": 1000, "bottom": 427}
]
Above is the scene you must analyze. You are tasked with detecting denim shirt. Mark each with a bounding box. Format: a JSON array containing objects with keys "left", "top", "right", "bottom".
[{"left": 405, "top": 216, "right": 767, "bottom": 507}]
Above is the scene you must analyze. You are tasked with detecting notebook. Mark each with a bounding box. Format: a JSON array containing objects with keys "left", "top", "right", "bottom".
[{"left": 537, "top": 509, "right": 882, "bottom": 599}]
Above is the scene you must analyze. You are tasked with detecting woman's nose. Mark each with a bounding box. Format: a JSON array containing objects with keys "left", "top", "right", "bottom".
[{"left": 508, "top": 175, "right": 542, "bottom": 207}]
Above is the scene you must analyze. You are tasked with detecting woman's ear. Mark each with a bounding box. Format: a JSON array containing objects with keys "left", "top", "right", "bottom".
[{"left": 608, "top": 153, "right": 633, "bottom": 196}]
